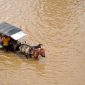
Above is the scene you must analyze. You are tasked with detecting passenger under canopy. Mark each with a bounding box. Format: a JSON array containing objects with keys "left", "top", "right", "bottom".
[{"left": 0, "top": 22, "right": 26, "bottom": 40}]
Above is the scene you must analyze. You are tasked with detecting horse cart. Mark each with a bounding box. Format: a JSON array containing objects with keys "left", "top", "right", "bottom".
[{"left": 0, "top": 22, "right": 45, "bottom": 59}]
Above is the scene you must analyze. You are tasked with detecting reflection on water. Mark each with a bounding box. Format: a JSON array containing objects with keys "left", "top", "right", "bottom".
[{"left": 0, "top": 0, "right": 85, "bottom": 85}]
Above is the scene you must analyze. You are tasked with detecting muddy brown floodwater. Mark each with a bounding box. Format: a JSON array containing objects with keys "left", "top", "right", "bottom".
[{"left": 0, "top": 0, "right": 85, "bottom": 85}]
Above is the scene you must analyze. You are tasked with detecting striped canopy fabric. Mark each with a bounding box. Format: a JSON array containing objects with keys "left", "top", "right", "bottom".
[{"left": 0, "top": 22, "right": 26, "bottom": 40}]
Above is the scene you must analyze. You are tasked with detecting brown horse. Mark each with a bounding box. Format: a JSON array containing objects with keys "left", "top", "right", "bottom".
[
  {"left": 19, "top": 44, "right": 45, "bottom": 59},
  {"left": 31, "top": 48, "right": 45, "bottom": 59}
]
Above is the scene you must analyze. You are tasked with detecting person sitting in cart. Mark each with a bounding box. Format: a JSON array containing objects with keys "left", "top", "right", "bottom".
[{"left": 2, "top": 35, "right": 11, "bottom": 52}]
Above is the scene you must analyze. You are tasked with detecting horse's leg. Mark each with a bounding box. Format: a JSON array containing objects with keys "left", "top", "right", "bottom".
[
  {"left": 29, "top": 54, "right": 32, "bottom": 58},
  {"left": 34, "top": 56, "right": 38, "bottom": 59},
  {"left": 25, "top": 54, "right": 29, "bottom": 59},
  {"left": 34, "top": 51, "right": 39, "bottom": 59}
]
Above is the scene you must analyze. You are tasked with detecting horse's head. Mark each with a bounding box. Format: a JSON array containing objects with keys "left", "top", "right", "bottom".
[
  {"left": 38, "top": 44, "right": 43, "bottom": 48},
  {"left": 39, "top": 48, "right": 45, "bottom": 57}
]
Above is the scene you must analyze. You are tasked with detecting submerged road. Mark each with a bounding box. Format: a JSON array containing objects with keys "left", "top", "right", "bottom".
[{"left": 0, "top": 0, "right": 85, "bottom": 85}]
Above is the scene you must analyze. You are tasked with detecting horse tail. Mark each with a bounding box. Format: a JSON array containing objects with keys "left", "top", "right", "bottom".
[{"left": 19, "top": 45, "right": 22, "bottom": 52}]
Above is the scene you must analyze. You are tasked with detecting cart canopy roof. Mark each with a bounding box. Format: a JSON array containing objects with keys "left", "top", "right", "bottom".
[{"left": 0, "top": 22, "right": 26, "bottom": 40}]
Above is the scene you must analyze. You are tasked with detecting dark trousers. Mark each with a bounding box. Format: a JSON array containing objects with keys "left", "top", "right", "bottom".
[
  {"left": 4, "top": 46, "right": 9, "bottom": 52},
  {"left": 8, "top": 44, "right": 14, "bottom": 51}
]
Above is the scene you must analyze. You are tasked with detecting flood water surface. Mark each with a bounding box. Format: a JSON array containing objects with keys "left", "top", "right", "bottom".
[{"left": 0, "top": 0, "right": 85, "bottom": 85}]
